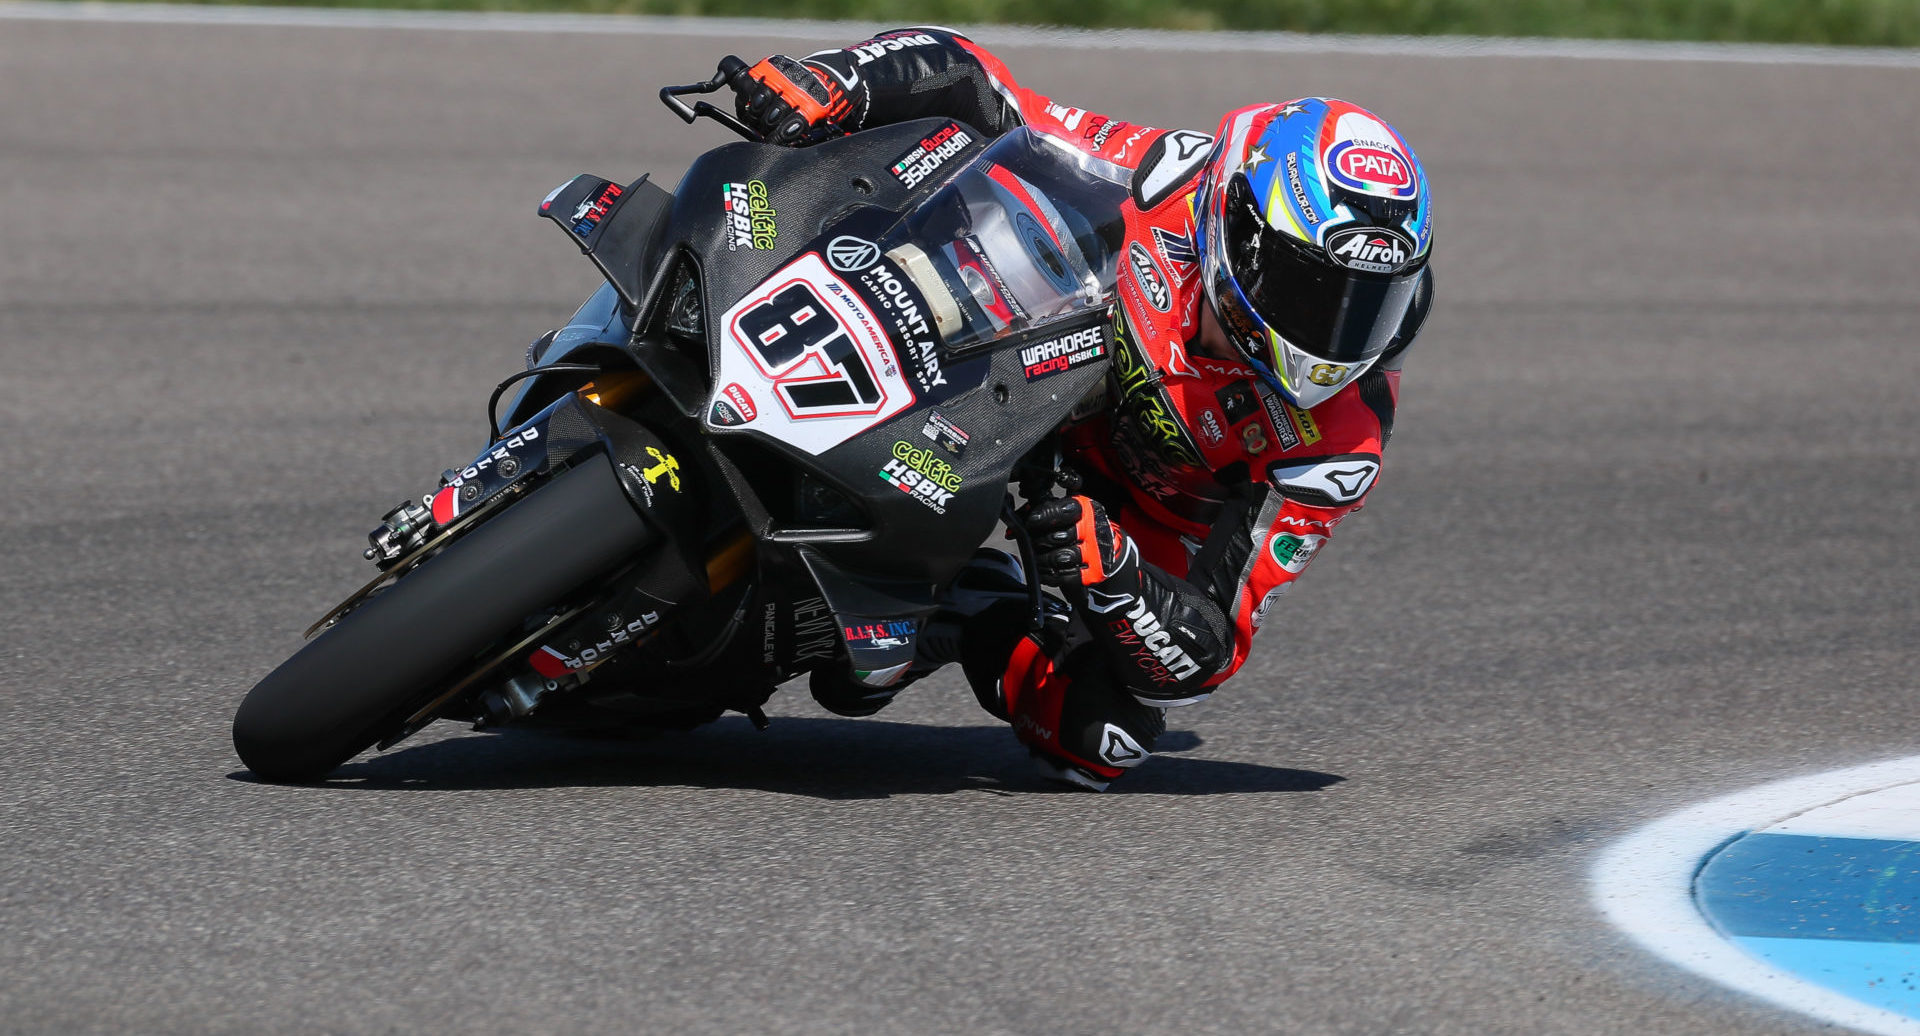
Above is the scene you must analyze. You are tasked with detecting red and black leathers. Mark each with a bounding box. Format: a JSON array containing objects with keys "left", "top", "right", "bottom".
[
  {"left": 1020, "top": 495, "right": 1228, "bottom": 707},
  {"left": 746, "top": 28, "right": 1426, "bottom": 786}
]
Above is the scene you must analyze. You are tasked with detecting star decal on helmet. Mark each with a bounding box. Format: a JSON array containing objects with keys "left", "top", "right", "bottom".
[
  {"left": 1274, "top": 101, "right": 1308, "bottom": 119},
  {"left": 1244, "top": 145, "right": 1271, "bottom": 172}
]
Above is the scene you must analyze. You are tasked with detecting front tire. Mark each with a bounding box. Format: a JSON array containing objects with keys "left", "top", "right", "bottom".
[{"left": 232, "top": 454, "right": 653, "bottom": 782}]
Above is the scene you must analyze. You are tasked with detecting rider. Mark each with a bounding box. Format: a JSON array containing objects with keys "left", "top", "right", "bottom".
[{"left": 731, "top": 28, "right": 1434, "bottom": 789}]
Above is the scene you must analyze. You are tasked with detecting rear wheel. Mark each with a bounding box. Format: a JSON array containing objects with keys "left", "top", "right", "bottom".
[{"left": 232, "top": 454, "right": 653, "bottom": 782}]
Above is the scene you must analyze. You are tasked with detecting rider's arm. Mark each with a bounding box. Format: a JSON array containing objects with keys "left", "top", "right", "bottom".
[
  {"left": 800, "top": 28, "right": 1022, "bottom": 137},
  {"left": 812, "top": 28, "right": 1156, "bottom": 159},
  {"left": 738, "top": 27, "right": 1159, "bottom": 163},
  {"left": 1186, "top": 366, "right": 1403, "bottom": 688},
  {"left": 1024, "top": 497, "right": 1234, "bottom": 707}
]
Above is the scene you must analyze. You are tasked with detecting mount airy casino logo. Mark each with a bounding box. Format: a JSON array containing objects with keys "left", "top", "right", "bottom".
[
  {"left": 721, "top": 180, "right": 776, "bottom": 251},
  {"left": 1020, "top": 326, "right": 1106, "bottom": 381},
  {"left": 890, "top": 122, "right": 974, "bottom": 189}
]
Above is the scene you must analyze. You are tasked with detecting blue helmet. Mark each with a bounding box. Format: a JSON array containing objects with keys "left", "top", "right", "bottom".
[{"left": 1194, "top": 98, "right": 1433, "bottom": 408}]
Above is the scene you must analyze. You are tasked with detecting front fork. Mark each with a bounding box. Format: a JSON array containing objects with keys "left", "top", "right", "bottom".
[{"left": 346, "top": 379, "right": 730, "bottom": 742}]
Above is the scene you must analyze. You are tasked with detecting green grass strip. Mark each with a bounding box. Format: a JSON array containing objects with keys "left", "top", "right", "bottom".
[{"left": 96, "top": 0, "right": 1920, "bottom": 47}]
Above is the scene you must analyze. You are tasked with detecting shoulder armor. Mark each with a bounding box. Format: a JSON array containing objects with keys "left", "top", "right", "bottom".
[
  {"left": 1131, "top": 130, "right": 1214, "bottom": 211},
  {"left": 1267, "top": 455, "right": 1381, "bottom": 507}
]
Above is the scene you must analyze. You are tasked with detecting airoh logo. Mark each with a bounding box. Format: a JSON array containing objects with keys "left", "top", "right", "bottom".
[
  {"left": 1128, "top": 241, "right": 1170, "bottom": 312},
  {"left": 1325, "top": 226, "right": 1413, "bottom": 274}
]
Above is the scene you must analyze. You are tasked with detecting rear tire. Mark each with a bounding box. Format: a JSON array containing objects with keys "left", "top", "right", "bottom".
[{"left": 232, "top": 454, "right": 652, "bottom": 782}]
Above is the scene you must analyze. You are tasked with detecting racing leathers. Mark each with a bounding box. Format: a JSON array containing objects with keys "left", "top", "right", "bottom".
[{"left": 759, "top": 28, "right": 1428, "bottom": 788}]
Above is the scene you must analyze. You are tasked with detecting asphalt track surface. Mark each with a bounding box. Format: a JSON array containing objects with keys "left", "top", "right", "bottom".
[{"left": 1, "top": 14, "right": 1916, "bottom": 1035}]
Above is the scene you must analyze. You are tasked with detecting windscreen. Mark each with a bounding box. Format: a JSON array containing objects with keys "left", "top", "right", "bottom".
[{"left": 876, "top": 128, "right": 1129, "bottom": 352}]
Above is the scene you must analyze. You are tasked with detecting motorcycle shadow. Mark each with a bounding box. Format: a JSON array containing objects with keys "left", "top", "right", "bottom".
[{"left": 250, "top": 717, "right": 1343, "bottom": 799}]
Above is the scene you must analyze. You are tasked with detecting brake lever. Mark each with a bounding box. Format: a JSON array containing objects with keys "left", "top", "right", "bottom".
[
  {"left": 1006, "top": 453, "right": 1080, "bottom": 632},
  {"left": 1002, "top": 496, "right": 1048, "bottom": 633},
  {"left": 658, "top": 56, "right": 763, "bottom": 142}
]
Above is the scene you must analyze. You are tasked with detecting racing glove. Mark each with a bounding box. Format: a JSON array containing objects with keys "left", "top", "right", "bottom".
[
  {"left": 731, "top": 54, "right": 864, "bottom": 146},
  {"left": 1020, "top": 496, "right": 1232, "bottom": 706}
]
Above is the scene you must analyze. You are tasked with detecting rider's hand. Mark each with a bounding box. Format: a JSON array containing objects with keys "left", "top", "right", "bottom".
[
  {"left": 1020, "top": 495, "right": 1128, "bottom": 589},
  {"left": 731, "top": 54, "right": 860, "bottom": 146}
]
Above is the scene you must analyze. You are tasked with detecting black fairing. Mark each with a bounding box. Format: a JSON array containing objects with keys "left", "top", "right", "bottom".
[
  {"left": 510, "top": 121, "right": 973, "bottom": 424},
  {"left": 527, "top": 120, "right": 1117, "bottom": 680},
  {"left": 667, "top": 123, "right": 1113, "bottom": 593},
  {"left": 665, "top": 121, "right": 960, "bottom": 314}
]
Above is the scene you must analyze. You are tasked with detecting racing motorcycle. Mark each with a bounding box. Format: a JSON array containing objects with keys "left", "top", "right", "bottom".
[{"left": 231, "top": 59, "right": 1130, "bottom": 782}]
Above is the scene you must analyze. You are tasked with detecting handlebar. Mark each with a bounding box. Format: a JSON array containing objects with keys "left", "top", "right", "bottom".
[{"left": 658, "top": 56, "right": 762, "bottom": 142}]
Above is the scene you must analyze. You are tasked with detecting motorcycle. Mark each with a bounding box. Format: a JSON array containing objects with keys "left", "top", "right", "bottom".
[{"left": 232, "top": 59, "right": 1129, "bottom": 782}]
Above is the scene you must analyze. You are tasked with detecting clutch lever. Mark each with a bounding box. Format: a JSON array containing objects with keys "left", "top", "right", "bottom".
[{"left": 659, "top": 55, "right": 763, "bottom": 142}]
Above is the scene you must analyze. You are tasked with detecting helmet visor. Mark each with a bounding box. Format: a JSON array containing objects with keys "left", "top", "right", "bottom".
[{"left": 1220, "top": 175, "right": 1421, "bottom": 366}]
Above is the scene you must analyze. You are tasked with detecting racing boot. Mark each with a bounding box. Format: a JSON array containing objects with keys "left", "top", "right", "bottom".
[{"left": 987, "top": 638, "right": 1167, "bottom": 791}]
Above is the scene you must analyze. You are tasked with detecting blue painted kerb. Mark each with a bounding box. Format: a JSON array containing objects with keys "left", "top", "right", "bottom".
[{"left": 1699, "top": 833, "right": 1920, "bottom": 943}]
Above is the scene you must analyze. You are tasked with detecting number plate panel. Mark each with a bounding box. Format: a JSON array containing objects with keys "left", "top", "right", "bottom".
[{"left": 707, "top": 252, "right": 916, "bottom": 456}]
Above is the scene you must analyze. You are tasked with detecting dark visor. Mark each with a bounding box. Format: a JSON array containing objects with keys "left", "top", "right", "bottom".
[{"left": 1221, "top": 175, "right": 1422, "bottom": 365}]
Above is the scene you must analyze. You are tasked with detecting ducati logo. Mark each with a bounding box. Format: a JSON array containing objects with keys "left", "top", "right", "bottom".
[
  {"left": 826, "top": 235, "right": 880, "bottom": 272},
  {"left": 1308, "top": 363, "right": 1349, "bottom": 386}
]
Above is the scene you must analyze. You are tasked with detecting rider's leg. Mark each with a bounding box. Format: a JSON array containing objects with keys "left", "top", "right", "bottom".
[
  {"left": 963, "top": 619, "right": 1166, "bottom": 791},
  {"left": 809, "top": 548, "right": 1031, "bottom": 718}
]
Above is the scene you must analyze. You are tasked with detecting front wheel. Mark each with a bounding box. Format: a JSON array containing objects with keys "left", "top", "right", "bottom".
[{"left": 232, "top": 454, "right": 654, "bottom": 782}]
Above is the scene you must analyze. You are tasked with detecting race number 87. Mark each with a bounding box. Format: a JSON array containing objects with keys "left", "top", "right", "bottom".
[{"left": 736, "top": 283, "right": 883, "bottom": 415}]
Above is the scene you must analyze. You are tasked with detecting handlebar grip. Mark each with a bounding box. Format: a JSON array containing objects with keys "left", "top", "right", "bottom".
[{"left": 716, "top": 55, "right": 751, "bottom": 88}]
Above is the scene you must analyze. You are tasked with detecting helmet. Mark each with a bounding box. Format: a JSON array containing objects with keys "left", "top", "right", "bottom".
[{"left": 1194, "top": 99, "right": 1432, "bottom": 408}]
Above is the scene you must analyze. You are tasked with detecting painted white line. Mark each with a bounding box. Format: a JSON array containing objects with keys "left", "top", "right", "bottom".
[
  {"left": 1769, "top": 780, "right": 1920, "bottom": 839},
  {"left": 2, "top": 1, "right": 1918, "bottom": 69},
  {"left": 1590, "top": 755, "right": 1920, "bottom": 1036}
]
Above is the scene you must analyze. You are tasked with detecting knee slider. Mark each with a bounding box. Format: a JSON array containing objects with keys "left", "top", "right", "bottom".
[{"left": 1054, "top": 646, "right": 1166, "bottom": 771}]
